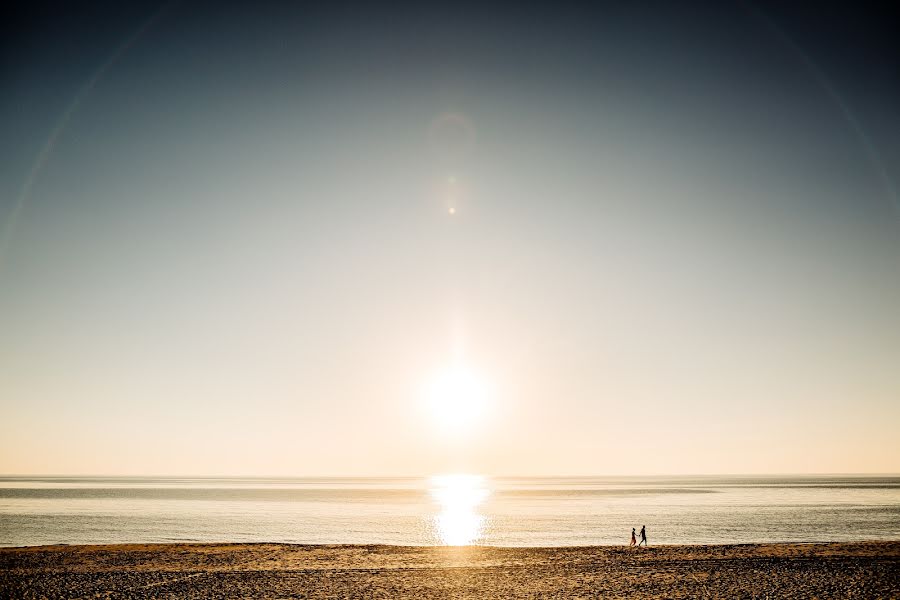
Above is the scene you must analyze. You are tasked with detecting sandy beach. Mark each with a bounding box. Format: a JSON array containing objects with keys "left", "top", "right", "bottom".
[{"left": 2, "top": 541, "right": 898, "bottom": 598}]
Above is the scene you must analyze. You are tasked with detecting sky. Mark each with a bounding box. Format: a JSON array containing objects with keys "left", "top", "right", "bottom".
[{"left": 1, "top": 1, "right": 898, "bottom": 476}]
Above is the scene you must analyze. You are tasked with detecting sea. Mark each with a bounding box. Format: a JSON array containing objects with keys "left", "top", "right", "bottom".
[{"left": 1, "top": 475, "right": 898, "bottom": 547}]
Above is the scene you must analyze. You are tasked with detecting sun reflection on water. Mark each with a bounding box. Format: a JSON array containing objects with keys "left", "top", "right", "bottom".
[{"left": 429, "top": 474, "right": 490, "bottom": 545}]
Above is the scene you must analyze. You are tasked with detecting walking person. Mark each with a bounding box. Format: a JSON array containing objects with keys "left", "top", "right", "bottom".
[
  {"left": 637, "top": 525, "right": 647, "bottom": 547},
  {"left": 630, "top": 527, "right": 636, "bottom": 547}
]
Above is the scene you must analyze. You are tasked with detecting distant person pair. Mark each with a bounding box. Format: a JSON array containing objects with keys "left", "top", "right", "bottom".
[{"left": 629, "top": 525, "right": 647, "bottom": 547}]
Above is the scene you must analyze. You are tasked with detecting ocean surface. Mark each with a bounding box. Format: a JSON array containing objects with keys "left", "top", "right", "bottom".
[{"left": 1, "top": 475, "right": 898, "bottom": 547}]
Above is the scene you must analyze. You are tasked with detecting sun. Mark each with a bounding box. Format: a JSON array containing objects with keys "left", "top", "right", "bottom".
[{"left": 424, "top": 365, "right": 489, "bottom": 433}]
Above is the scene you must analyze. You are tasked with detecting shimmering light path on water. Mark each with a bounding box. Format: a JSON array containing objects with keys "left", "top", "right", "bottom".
[{"left": 1, "top": 476, "right": 898, "bottom": 547}]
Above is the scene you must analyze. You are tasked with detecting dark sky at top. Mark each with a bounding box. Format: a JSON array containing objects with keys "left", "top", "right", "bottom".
[{"left": 2, "top": 1, "right": 899, "bottom": 220}]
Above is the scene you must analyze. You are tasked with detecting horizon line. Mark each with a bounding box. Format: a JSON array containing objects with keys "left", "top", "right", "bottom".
[{"left": 2, "top": 472, "right": 899, "bottom": 479}]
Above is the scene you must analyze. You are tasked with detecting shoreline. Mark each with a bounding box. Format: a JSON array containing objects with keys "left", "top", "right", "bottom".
[
  {"left": 2, "top": 538, "right": 898, "bottom": 549},
  {"left": 3, "top": 541, "right": 899, "bottom": 598}
]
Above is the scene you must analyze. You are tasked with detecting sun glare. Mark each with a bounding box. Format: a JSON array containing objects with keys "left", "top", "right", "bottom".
[
  {"left": 424, "top": 365, "right": 490, "bottom": 434},
  {"left": 429, "top": 474, "right": 489, "bottom": 545}
]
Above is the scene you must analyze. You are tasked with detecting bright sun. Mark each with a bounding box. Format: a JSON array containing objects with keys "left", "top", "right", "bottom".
[{"left": 425, "top": 365, "right": 489, "bottom": 433}]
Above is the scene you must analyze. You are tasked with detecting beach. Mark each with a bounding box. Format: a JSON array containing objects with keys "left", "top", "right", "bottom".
[{"left": 2, "top": 542, "right": 898, "bottom": 598}]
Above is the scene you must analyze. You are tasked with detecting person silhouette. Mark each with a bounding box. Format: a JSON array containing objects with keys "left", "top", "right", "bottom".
[
  {"left": 638, "top": 525, "right": 647, "bottom": 547},
  {"left": 630, "top": 527, "right": 637, "bottom": 547}
]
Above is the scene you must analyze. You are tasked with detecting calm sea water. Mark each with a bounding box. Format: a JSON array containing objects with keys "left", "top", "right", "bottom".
[{"left": 1, "top": 475, "right": 898, "bottom": 547}]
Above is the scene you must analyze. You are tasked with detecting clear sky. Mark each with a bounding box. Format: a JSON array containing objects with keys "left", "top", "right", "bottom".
[{"left": 1, "top": 1, "right": 898, "bottom": 476}]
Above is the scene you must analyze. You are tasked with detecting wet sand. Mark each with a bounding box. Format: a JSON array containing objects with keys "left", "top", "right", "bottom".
[{"left": 2, "top": 542, "right": 898, "bottom": 598}]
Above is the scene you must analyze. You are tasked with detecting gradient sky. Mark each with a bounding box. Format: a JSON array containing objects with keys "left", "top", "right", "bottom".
[{"left": 1, "top": 1, "right": 898, "bottom": 476}]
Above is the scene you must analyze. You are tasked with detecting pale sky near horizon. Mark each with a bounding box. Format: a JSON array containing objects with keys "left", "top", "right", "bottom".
[{"left": 1, "top": 1, "right": 899, "bottom": 476}]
